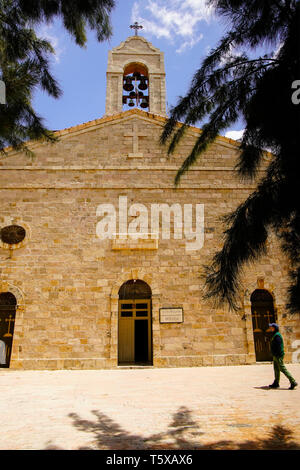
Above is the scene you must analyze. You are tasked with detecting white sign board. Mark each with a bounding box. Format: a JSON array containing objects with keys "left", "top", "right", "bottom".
[{"left": 159, "top": 308, "right": 183, "bottom": 323}]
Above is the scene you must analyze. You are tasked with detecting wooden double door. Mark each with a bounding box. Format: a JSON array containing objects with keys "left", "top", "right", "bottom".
[
  {"left": 118, "top": 299, "right": 152, "bottom": 364},
  {"left": 251, "top": 289, "right": 276, "bottom": 362}
]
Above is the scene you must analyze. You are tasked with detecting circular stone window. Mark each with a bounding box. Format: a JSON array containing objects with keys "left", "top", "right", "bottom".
[{"left": 0, "top": 225, "right": 26, "bottom": 245}]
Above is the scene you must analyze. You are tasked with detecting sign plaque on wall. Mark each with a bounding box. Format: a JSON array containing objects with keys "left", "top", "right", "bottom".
[{"left": 159, "top": 307, "right": 183, "bottom": 324}]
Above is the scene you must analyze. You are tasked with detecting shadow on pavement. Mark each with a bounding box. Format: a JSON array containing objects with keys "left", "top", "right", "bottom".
[
  {"left": 44, "top": 406, "right": 300, "bottom": 450},
  {"left": 254, "top": 386, "right": 291, "bottom": 390}
]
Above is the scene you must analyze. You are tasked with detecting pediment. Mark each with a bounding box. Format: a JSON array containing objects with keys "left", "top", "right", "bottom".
[
  {"left": 112, "top": 36, "right": 161, "bottom": 55},
  {"left": 0, "top": 109, "right": 253, "bottom": 172}
]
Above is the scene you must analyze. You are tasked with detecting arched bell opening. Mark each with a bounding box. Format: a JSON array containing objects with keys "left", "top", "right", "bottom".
[
  {"left": 250, "top": 289, "right": 276, "bottom": 362},
  {"left": 123, "top": 63, "right": 149, "bottom": 111},
  {"left": 0, "top": 292, "right": 17, "bottom": 368},
  {"left": 118, "top": 279, "right": 152, "bottom": 365}
]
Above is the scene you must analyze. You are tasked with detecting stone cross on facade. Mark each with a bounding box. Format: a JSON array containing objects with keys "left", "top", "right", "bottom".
[
  {"left": 130, "top": 22, "right": 143, "bottom": 36},
  {"left": 124, "top": 121, "right": 147, "bottom": 158}
]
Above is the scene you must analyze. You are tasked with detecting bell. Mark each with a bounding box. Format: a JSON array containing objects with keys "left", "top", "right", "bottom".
[
  {"left": 128, "top": 99, "right": 135, "bottom": 107},
  {"left": 138, "top": 77, "right": 148, "bottom": 91},
  {"left": 123, "top": 76, "right": 134, "bottom": 92},
  {"left": 140, "top": 97, "right": 148, "bottom": 109}
]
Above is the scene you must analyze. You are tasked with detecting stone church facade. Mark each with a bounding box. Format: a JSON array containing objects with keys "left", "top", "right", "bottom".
[{"left": 0, "top": 34, "right": 299, "bottom": 370}]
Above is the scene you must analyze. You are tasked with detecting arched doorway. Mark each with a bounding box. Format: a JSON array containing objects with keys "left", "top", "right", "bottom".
[
  {"left": 0, "top": 292, "right": 17, "bottom": 368},
  {"left": 118, "top": 280, "right": 152, "bottom": 365},
  {"left": 251, "top": 289, "right": 276, "bottom": 361}
]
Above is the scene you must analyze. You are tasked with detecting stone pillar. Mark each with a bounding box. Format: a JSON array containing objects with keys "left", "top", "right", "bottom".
[
  {"left": 152, "top": 293, "right": 161, "bottom": 366},
  {"left": 109, "top": 293, "right": 119, "bottom": 366},
  {"left": 149, "top": 73, "right": 166, "bottom": 116},
  {"left": 244, "top": 301, "right": 257, "bottom": 364}
]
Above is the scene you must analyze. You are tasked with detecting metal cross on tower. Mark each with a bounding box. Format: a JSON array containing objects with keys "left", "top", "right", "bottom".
[{"left": 130, "top": 22, "right": 143, "bottom": 36}]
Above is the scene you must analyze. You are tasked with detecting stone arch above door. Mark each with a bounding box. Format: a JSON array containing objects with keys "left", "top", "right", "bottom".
[
  {"left": 118, "top": 279, "right": 152, "bottom": 300},
  {"left": 0, "top": 282, "right": 25, "bottom": 309},
  {"left": 111, "top": 269, "right": 160, "bottom": 299},
  {"left": 244, "top": 278, "right": 276, "bottom": 309}
]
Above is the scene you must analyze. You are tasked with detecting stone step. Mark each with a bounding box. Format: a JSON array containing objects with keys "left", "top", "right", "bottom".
[{"left": 117, "top": 367, "right": 154, "bottom": 369}]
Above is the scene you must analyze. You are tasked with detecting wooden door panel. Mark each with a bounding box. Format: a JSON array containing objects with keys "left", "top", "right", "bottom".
[
  {"left": 118, "top": 298, "right": 152, "bottom": 364},
  {"left": 118, "top": 318, "right": 134, "bottom": 362}
]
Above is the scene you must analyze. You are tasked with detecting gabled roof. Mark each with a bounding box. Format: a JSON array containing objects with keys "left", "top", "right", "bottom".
[
  {"left": 51, "top": 108, "right": 241, "bottom": 147},
  {"left": 2, "top": 108, "right": 255, "bottom": 155},
  {"left": 111, "top": 35, "right": 162, "bottom": 54}
]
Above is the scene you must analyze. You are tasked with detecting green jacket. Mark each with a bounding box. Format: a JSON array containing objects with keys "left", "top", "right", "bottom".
[{"left": 271, "top": 332, "right": 285, "bottom": 357}]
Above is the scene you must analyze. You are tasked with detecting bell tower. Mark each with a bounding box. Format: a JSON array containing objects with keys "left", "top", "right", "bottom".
[{"left": 105, "top": 24, "right": 167, "bottom": 116}]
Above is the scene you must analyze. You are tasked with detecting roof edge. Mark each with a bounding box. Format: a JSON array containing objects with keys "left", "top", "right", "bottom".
[{"left": 1, "top": 108, "right": 272, "bottom": 157}]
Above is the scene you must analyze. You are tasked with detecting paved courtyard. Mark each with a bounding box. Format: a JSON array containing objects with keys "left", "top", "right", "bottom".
[{"left": 1, "top": 364, "right": 300, "bottom": 450}]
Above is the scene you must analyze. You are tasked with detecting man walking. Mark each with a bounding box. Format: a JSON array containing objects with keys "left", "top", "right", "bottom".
[{"left": 268, "top": 323, "right": 298, "bottom": 390}]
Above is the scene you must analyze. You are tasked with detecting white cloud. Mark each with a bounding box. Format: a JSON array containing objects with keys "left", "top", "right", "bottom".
[
  {"left": 176, "top": 34, "right": 204, "bottom": 54},
  {"left": 225, "top": 129, "right": 245, "bottom": 141},
  {"left": 131, "top": 0, "right": 213, "bottom": 53},
  {"left": 225, "top": 129, "right": 274, "bottom": 153},
  {"left": 37, "top": 24, "right": 64, "bottom": 64}
]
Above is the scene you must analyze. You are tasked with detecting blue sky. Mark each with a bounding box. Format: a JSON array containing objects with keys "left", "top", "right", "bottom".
[{"left": 33, "top": 0, "right": 246, "bottom": 139}]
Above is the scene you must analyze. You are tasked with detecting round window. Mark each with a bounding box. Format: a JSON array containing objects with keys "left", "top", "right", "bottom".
[{"left": 0, "top": 225, "right": 26, "bottom": 245}]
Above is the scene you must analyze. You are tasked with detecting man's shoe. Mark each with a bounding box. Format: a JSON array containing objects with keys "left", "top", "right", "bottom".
[
  {"left": 289, "top": 382, "right": 298, "bottom": 390},
  {"left": 269, "top": 382, "right": 279, "bottom": 388}
]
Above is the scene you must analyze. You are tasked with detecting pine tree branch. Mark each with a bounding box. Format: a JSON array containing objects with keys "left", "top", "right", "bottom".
[
  {"left": 167, "top": 64, "right": 269, "bottom": 186},
  {"left": 161, "top": 57, "right": 277, "bottom": 148}
]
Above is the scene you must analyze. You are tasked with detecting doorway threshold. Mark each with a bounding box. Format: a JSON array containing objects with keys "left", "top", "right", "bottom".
[
  {"left": 118, "top": 362, "right": 153, "bottom": 369},
  {"left": 256, "top": 361, "right": 273, "bottom": 364}
]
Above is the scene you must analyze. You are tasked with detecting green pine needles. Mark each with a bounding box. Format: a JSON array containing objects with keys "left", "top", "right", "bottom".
[{"left": 0, "top": 0, "right": 115, "bottom": 154}]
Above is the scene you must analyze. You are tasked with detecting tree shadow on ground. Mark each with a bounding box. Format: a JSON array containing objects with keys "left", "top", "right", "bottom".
[{"left": 44, "top": 406, "right": 300, "bottom": 450}]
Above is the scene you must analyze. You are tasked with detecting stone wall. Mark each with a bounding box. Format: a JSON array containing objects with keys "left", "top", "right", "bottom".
[{"left": 0, "top": 110, "right": 299, "bottom": 369}]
